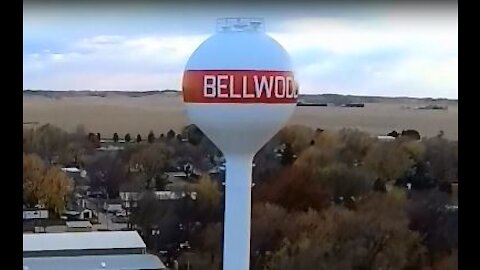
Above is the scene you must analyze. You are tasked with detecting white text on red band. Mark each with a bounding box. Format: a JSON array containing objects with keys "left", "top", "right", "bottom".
[{"left": 203, "top": 75, "right": 299, "bottom": 99}]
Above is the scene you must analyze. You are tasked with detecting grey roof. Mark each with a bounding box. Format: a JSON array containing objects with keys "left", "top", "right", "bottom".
[
  {"left": 66, "top": 221, "right": 92, "bottom": 228},
  {"left": 23, "top": 254, "right": 166, "bottom": 270},
  {"left": 23, "top": 231, "right": 145, "bottom": 252}
]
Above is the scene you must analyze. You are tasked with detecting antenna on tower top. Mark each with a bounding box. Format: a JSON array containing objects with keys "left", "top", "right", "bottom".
[{"left": 216, "top": 17, "right": 265, "bottom": 33}]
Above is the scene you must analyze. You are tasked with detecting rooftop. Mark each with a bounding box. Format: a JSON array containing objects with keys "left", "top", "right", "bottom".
[
  {"left": 66, "top": 221, "right": 92, "bottom": 228},
  {"left": 23, "top": 254, "right": 165, "bottom": 270},
  {"left": 23, "top": 231, "right": 145, "bottom": 252}
]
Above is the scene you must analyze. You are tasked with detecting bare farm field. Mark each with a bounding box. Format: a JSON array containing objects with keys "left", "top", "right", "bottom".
[{"left": 23, "top": 94, "right": 458, "bottom": 140}]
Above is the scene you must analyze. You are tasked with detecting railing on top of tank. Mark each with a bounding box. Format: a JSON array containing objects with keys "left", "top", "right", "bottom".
[{"left": 216, "top": 17, "right": 265, "bottom": 33}]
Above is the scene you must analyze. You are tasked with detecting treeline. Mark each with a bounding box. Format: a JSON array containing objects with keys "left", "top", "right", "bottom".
[
  {"left": 87, "top": 129, "right": 181, "bottom": 144},
  {"left": 22, "top": 123, "right": 458, "bottom": 269},
  {"left": 179, "top": 126, "right": 458, "bottom": 269},
  {"left": 249, "top": 126, "right": 457, "bottom": 270},
  {"left": 299, "top": 93, "right": 457, "bottom": 106}
]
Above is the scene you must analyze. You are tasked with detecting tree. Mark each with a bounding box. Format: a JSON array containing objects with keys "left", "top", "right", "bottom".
[
  {"left": 364, "top": 141, "right": 414, "bottom": 182},
  {"left": 147, "top": 130, "right": 155, "bottom": 144},
  {"left": 84, "top": 132, "right": 100, "bottom": 152},
  {"left": 113, "top": 132, "right": 119, "bottom": 143},
  {"left": 267, "top": 192, "right": 427, "bottom": 270},
  {"left": 72, "top": 124, "right": 87, "bottom": 141},
  {"left": 422, "top": 137, "right": 457, "bottom": 183},
  {"left": 400, "top": 139, "right": 426, "bottom": 163},
  {"left": 311, "top": 129, "right": 338, "bottom": 152},
  {"left": 407, "top": 190, "right": 457, "bottom": 262},
  {"left": 396, "top": 161, "right": 438, "bottom": 191},
  {"left": 315, "top": 163, "right": 374, "bottom": 201},
  {"left": 27, "top": 124, "right": 69, "bottom": 163},
  {"left": 23, "top": 153, "right": 74, "bottom": 215},
  {"left": 432, "top": 250, "right": 457, "bottom": 270},
  {"left": 336, "top": 128, "right": 374, "bottom": 166},
  {"left": 136, "top": 134, "right": 142, "bottom": 143},
  {"left": 85, "top": 152, "right": 128, "bottom": 198},
  {"left": 254, "top": 166, "right": 330, "bottom": 212},
  {"left": 58, "top": 140, "right": 85, "bottom": 167},
  {"left": 179, "top": 223, "right": 222, "bottom": 270},
  {"left": 277, "top": 125, "right": 314, "bottom": 154},
  {"left": 251, "top": 203, "right": 289, "bottom": 268},
  {"left": 131, "top": 191, "right": 168, "bottom": 240},
  {"left": 124, "top": 133, "right": 131, "bottom": 142},
  {"left": 401, "top": 129, "right": 421, "bottom": 140},
  {"left": 294, "top": 141, "right": 336, "bottom": 171},
  {"left": 437, "top": 130, "right": 445, "bottom": 139},
  {"left": 36, "top": 166, "right": 75, "bottom": 216},
  {"left": 194, "top": 175, "right": 222, "bottom": 223},
  {"left": 182, "top": 124, "right": 205, "bottom": 146},
  {"left": 23, "top": 153, "right": 46, "bottom": 206},
  {"left": 23, "top": 127, "right": 35, "bottom": 152},
  {"left": 129, "top": 143, "right": 173, "bottom": 190},
  {"left": 373, "top": 178, "right": 387, "bottom": 193},
  {"left": 280, "top": 143, "right": 295, "bottom": 166},
  {"left": 167, "top": 129, "right": 176, "bottom": 140},
  {"left": 87, "top": 132, "right": 95, "bottom": 142},
  {"left": 387, "top": 130, "right": 400, "bottom": 137},
  {"left": 253, "top": 137, "right": 283, "bottom": 184}
]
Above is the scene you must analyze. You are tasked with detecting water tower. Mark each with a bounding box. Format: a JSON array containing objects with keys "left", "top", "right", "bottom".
[{"left": 182, "top": 18, "right": 298, "bottom": 270}]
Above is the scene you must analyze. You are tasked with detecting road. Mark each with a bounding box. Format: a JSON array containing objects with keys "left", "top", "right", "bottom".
[
  {"left": 42, "top": 198, "right": 128, "bottom": 233},
  {"left": 87, "top": 197, "right": 128, "bottom": 231}
]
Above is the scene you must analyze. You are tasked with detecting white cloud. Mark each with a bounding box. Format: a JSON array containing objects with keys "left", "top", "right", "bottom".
[
  {"left": 23, "top": 34, "right": 209, "bottom": 90},
  {"left": 268, "top": 16, "right": 458, "bottom": 98}
]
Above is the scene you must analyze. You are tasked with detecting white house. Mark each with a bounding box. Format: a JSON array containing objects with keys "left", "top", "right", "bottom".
[{"left": 23, "top": 208, "right": 49, "bottom": 220}]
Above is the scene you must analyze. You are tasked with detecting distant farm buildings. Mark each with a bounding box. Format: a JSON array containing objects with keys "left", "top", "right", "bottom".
[
  {"left": 296, "top": 101, "right": 365, "bottom": 107},
  {"left": 377, "top": 135, "right": 396, "bottom": 141},
  {"left": 341, "top": 103, "right": 365, "bottom": 108}
]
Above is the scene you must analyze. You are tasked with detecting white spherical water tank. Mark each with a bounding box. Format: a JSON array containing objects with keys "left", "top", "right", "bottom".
[{"left": 182, "top": 18, "right": 298, "bottom": 270}]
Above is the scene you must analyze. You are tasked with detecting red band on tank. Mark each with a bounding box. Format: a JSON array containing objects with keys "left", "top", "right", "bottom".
[{"left": 183, "top": 70, "right": 298, "bottom": 103}]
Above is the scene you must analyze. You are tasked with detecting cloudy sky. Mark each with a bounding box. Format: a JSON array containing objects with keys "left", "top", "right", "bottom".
[{"left": 23, "top": 2, "right": 458, "bottom": 98}]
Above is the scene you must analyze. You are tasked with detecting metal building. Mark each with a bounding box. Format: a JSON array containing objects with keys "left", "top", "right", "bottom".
[{"left": 23, "top": 231, "right": 166, "bottom": 270}]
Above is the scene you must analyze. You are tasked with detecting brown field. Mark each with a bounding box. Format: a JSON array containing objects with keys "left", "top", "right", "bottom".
[{"left": 23, "top": 95, "right": 458, "bottom": 140}]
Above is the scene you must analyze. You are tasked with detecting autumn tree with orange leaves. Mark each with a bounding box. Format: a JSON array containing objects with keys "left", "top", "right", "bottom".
[{"left": 23, "top": 153, "right": 73, "bottom": 215}]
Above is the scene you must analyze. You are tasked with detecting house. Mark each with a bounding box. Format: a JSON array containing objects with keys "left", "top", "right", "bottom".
[
  {"left": 62, "top": 208, "right": 93, "bottom": 221},
  {"left": 119, "top": 192, "right": 142, "bottom": 209},
  {"left": 66, "top": 221, "right": 93, "bottom": 232},
  {"left": 63, "top": 199, "right": 94, "bottom": 221},
  {"left": 119, "top": 191, "right": 197, "bottom": 210},
  {"left": 23, "top": 208, "right": 49, "bottom": 234},
  {"left": 79, "top": 209, "right": 93, "bottom": 220},
  {"left": 23, "top": 231, "right": 166, "bottom": 270},
  {"left": 103, "top": 200, "right": 124, "bottom": 213},
  {"left": 23, "top": 208, "right": 49, "bottom": 220}
]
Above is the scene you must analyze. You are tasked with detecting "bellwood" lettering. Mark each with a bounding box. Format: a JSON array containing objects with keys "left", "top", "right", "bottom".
[{"left": 203, "top": 75, "right": 298, "bottom": 99}]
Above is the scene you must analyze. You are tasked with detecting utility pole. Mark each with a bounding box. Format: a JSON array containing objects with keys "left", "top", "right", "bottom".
[{"left": 106, "top": 191, "right": 109, "bottom": 231}]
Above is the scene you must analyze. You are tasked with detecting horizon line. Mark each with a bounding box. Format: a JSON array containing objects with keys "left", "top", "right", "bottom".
[{"left": 22, "top": 89, "right": 458, "bottom": 101}]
